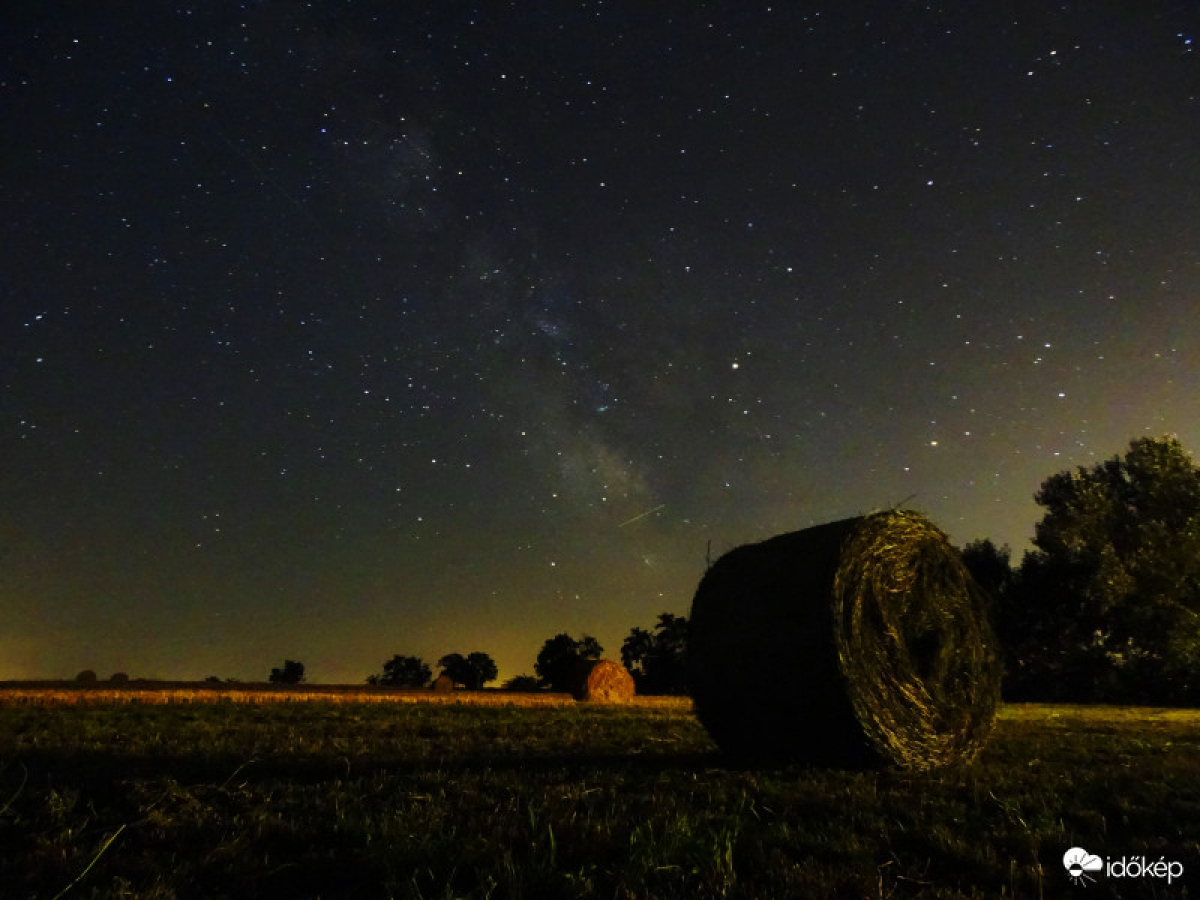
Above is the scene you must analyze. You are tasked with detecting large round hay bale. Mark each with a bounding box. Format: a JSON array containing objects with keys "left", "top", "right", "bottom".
[
  {"left": 688, "top": 510, "right": 1000, "bottom": 770},
  {"left": 431, "top": 673, "right": 455, "bottom": 693},
  {"left": 574, "top": 659, "right": 635, "bottom": 703}
]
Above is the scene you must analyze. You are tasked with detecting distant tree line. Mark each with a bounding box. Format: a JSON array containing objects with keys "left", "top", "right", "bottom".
[
  {"left": 328, "top": 622, "right": 694, "bottom": 696},
  {"left": 359, "top": 624, "right": 693, "bottom": 695},
  {"left": 263, "top": 436, "right": 1197, "bottom": 706}
]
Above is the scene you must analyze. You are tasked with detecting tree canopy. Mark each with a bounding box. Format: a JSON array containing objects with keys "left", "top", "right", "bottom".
[
  {"left": 620, "top": 613, "right": 689, "bottom": 695},
  {"left": 1003, "top": 435, "right": 1200, "bottom": 702},
  {"left": 371, "top": 654, "right": 431, "bottom": 688},
  {"left": 437, "top": 651, "right": 498, "bottom": 690},
  {"left": 534, "top": 633, "right": 602, "bottom": 692},
  {"left": 269, "top": 660, "right": 306, "bottom": 684}
]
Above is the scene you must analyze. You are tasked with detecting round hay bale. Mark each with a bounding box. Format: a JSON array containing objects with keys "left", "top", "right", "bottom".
[
  {"left": 431, "top": 673, "right": 455, "bottom": 693},
  {"left": 688, "top": 510, "right": 1001, "bottom": 770},
  {"left": 574, "top": 659, "right": 635, "bottom": 703}
]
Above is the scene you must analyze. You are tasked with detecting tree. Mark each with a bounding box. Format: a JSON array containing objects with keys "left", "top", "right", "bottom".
[
  {"left": 437, "top": 651, "right": 498, "bottom": 690},
  {"left": 269, "top": 660, "right": 306, "bottom": 684},
  {"left": 534, "top": 633, "right": 602, "bottom": 692},
  {"left": 466, "top": 651, "right": 498, "bottom": 688},
  {"left": 437, "top": 653, "right": 467, "bottom": 685},
  {"left": 1016, "top": 435, "right": 1200, "bottom": 702},
  {"left": 621, "top": 613, "right": 690, "bottom": 694},
  {"left": 960, "top": 539, "right": 1057, "bottom": 700},
  {"left": 960, "top": 539, "right": 1014, "bottom": 607},
  {"left": 372, "top": 654, "right": 431, "bottom": 688},
  {"left": 621, "top": 627, "right": 654, "bottom": 681}
]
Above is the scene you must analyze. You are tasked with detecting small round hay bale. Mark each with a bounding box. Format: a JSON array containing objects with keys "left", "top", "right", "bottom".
[
  {"left": 431, "top": 673, "right": 455, "bottom": 693},
  {"left": 688, "top": 510, "right": 1000, "bottom": 770},
  {"left": 575, "top": 659, "right": 635, "bottom": 703}
]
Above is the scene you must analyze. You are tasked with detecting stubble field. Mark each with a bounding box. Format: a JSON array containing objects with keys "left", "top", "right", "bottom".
[{"left": 0, "top": 686, "right": 1197, "bottom": 899}]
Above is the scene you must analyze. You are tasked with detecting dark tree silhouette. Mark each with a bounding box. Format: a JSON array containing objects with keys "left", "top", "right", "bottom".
[
  {"left": 437, "top": 652, "right": 498, "bottom": 689},
  {"left": 269, "top": 660, "right": 306, "bottom": 684},
  {"left": 1010, "top": 435, "right": 1200, "bottom": 703},
  {"left": 436, "top": 653, "right": 467, "bottom": 684},
  {"left": 961, "top": 539, "right": 1042, "bottom": 699},
  {"left": 75, "top": 669, "right": 97, "bottom": 684},
  {"left": 372, "top": 654, "right": 431, "bottom": 688},
  {"left": 960, "top": 539, "right": 1014, "bottom": 606},
  {"left": 534, "top": 633, "right": 602, "bottom": 692},
  {"left": 501, "top": 674, "right": 542, "bottom": 692},
  {"left": 621, "top": 613, "right": 690, "bottom": 694},
  {"left": 466, "top": 651, "right": 498, "bottom": 688},
  {"left": 622, "top": 627, "right": 654, "bottom": 675}
]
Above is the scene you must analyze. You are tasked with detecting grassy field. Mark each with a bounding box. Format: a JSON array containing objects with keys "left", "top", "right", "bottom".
[
  {"left": 0, "top": 688, "right": 1197, "bottom": 899},
  {"left": 0, "top": 682, "right": 581, "bottom": 707}
]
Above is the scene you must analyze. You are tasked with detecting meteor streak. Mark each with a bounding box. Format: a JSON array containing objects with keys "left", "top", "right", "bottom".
[{"left": 617, "top": 504, "right": 665, "bottom": 528}]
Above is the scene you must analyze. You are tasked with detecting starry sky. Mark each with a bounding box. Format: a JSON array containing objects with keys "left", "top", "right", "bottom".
[{"left": 3, "top": 3, "right": 1197, "bottom": 684}]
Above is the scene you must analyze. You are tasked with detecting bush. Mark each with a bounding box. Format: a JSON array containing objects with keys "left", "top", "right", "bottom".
[{"left": 502, "top": 675, "right": 543, "bottom": 692}]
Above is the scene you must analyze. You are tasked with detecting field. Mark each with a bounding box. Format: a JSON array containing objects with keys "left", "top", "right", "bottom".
[{"left": 1, "top": 687, "right": 1197, "bottom": 899}]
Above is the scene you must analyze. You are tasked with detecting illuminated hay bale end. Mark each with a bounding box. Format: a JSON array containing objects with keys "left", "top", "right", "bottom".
[
  {"left": 431, "top": 673, "right": 455, "bottom": 693},
  {"left": 574, "top": 659, "right": 636, "bottom": 703},
  {"left": 688, "top": 510, "right": 1001, "bottom": 770}
]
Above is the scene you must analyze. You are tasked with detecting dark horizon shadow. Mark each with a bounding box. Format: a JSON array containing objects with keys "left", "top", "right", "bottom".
[{"left": 4, "top": 744, "right": 741, "bottom": 797}]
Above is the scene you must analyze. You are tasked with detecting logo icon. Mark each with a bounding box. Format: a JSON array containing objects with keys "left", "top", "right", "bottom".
[{"left": 1064, "top": 847, "right": 1103, "bottom": 886}]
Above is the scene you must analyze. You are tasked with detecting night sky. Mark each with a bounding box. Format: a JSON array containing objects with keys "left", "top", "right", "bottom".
[{"left": 3, "top": 4, "right": 1197, "bottom": 684}]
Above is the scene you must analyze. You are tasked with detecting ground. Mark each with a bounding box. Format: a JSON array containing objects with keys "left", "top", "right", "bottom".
[{"left": 1, "top": 688, "right": 1197, "bottom": 898}]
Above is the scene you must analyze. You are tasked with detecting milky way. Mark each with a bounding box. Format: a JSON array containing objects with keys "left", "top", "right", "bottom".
[{"left": 2, "top": 3, "right": 1197, "bottom": 682}]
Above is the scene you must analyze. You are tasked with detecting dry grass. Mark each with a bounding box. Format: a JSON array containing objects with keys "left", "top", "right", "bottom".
[
  {"left": 0, "top": 700, "right": 1194, "bottom": 899},
  {"left": 0, "top": 681, "right": 692, "bottom": 709},
  {"left": 832, "top": 510, "right": 1001, "bottom": 770},
  {"left": 689, "top": 510, "right": 1000, "bottom": 769},
  {"left": 575, "top": 659, "right": 636, "bottom": 703},
  {"left": 0, "top": 682, "right": 572, "bottom": 707}
]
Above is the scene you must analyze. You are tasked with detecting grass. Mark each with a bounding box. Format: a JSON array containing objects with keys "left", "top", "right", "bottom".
[
  {"left": 0, "top": 689, "right": 1198, "bottom": 899},
  {"left": 0, "top": 681, "right": 593, "bottom": 707}
]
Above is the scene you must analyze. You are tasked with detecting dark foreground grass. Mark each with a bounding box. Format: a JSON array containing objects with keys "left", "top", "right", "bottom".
[{"left": 1, "top": 698, "right": 1197, "bottom": 899}]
